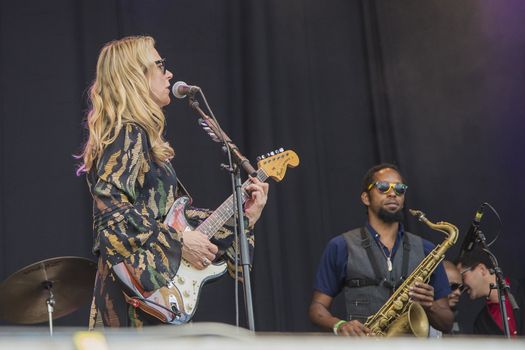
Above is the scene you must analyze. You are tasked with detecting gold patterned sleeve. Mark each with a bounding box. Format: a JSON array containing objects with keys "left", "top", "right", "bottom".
[{"left": 90, "top": 123, "right": 182, "bottom": 292}]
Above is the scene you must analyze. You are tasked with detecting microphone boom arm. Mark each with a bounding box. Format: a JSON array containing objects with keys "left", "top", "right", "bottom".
[{"left": 188, "top": 96, "right": 257, "bottom": 177}]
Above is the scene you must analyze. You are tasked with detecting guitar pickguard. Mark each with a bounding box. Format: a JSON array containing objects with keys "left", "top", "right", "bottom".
[{"left": 163, "top": 196, "right": 228, "bottom": 323}]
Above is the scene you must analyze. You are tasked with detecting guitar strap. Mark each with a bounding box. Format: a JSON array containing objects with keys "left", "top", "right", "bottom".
[
  {"left": 122, "top": 291, "right": 178, "bottom": 323},
  {"left": 141, "top": 121, "right": 192, "bottom": 202},
  {"left": 175, "top": 178, "right": 192, "bottom": 201}
]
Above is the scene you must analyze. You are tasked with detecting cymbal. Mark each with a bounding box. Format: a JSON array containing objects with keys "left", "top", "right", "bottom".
[{"left": 0, "top": 256, "right": 96, "bottom": 324}]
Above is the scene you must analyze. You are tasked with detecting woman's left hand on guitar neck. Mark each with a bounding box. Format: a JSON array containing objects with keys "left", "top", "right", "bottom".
[{"left": 243, "top": 177, "right": 269, "bottom": 228}]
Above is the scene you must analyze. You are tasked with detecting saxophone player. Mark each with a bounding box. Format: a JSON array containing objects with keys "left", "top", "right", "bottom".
[{"left": 308, "top": 163, "right": 453, "bottom": 336}]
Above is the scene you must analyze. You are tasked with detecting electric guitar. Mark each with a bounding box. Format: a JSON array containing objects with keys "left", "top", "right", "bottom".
[{"left": 112, "top": 149, "right": 299, "bottom": 324}]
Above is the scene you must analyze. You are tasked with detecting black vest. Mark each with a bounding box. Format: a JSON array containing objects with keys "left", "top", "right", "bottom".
[{"left": 342, "top": 227, "right": 425, "bottom": 323}]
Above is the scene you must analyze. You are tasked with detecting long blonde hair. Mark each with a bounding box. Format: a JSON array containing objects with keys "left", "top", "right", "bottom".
[{"left": 78, "top": 35, "right": 174, "bottom": 174}]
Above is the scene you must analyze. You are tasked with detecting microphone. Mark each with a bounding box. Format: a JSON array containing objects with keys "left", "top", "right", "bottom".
[
  {"left": 172, "top": 81, "right": 200, "bottom": 99},
  {"left": 458, "top": 203, "right": 486, "bottom": 259}
]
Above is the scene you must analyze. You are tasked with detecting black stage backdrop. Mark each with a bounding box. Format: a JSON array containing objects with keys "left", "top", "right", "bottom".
[{"left": 0, "top": 0, "right": 524, "bottom": 333}]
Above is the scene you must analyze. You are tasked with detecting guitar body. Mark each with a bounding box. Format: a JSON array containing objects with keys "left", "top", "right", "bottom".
[
  {"left": 112, "top": 149, "right": 300, "bottom": 325},
  {"left": 113, "top": 196, "right": 228, "bottom": 325},
  {"left": 163, "top": 196, "right": 228, "bottom": 323}
]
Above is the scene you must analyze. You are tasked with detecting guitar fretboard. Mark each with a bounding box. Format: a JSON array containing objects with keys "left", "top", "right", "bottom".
[{"left": 197, "top": 169, "right": 267, "bottom": 238}]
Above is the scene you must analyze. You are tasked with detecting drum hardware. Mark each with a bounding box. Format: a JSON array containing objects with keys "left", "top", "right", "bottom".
[{"left": 0, "top": 256, "right": 96, "bottom": 335}]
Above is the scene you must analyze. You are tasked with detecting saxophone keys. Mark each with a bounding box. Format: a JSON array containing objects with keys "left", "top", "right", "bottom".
[{"left": 393, "top": 300, "right": 404, "bottom": 310}]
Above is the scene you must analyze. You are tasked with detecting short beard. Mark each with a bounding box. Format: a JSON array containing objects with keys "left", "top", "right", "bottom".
[{"left": 378, "top": 207, "right": 404, "bottom": 223}]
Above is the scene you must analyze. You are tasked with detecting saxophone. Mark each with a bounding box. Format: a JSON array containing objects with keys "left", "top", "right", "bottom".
[{"left": 364, "top": 209, "right": 458, "bottom": 337}]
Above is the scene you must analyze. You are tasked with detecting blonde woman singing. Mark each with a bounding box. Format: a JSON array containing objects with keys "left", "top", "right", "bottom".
[{"left": 78, "top": 36, "right": 268, "bottom": 328}]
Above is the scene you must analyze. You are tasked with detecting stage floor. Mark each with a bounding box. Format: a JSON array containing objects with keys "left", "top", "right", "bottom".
[{"left": 0, "top": 322, "right": 523, "bottom": 350}]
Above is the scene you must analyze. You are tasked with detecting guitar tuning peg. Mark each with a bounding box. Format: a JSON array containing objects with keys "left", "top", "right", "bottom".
[
  {"left": 279, "top": 147, "right": 284, "bottom": 153},
  {"left": 270, "top": 151, "right": 275, "bottom": 156},
  {"left": 256, "top": 156, "right": 262, "bottom": 161}
]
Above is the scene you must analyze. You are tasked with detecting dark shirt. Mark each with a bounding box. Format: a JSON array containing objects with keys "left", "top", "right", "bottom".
[{"left": 474, "top": 278, "right": 525, "bottom": 336}]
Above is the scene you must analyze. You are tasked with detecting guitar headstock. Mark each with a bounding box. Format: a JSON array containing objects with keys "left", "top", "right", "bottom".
[{"left": 256, "top": 148, "right": 300, "bottom": 182}]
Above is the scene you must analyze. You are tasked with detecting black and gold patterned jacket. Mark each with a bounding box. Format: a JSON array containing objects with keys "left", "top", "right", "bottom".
[{"left": 87, "top": 123, "right": 253, "bottom": 293}]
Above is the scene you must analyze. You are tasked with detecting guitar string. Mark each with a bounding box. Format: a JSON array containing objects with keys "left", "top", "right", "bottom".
[{"left": 198, "top": 170, "right": 268, "bottom": 239}]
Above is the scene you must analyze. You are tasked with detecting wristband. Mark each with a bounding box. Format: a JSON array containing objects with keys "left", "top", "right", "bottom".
[{"left": 332, "top": 320, "right": 347, "bottom": 335}]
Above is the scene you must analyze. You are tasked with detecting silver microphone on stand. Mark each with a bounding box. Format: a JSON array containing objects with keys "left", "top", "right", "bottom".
[{"left": 172, "top": 81, "right": 200, "bottom": 99}]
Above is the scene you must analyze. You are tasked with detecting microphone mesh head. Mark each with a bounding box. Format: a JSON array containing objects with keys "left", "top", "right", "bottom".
[{"left": 172, "top": 81, "right": 188, "bottom": 99}]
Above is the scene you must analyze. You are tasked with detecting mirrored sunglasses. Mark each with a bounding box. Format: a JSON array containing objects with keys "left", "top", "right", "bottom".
[{"left": 368, "top": 181, "right": 408, "bottom": 195}]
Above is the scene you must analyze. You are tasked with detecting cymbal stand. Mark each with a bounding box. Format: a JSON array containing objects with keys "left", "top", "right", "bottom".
[{"left": 43, "top": 281, "right": 55, "bottom": 336}]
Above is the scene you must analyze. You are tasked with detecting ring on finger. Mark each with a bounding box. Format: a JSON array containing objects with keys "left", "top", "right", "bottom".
[{"left": 202, "top": 258, "right": 210, "bottom": 266}]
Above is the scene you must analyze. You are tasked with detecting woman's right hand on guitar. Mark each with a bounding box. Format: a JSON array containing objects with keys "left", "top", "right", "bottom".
[{"left": 181, "top": 230, "right": 218, "bottom": 269}]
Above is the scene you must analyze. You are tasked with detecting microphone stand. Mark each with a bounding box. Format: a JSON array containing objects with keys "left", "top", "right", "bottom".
[
  {"left": 187, "top": 93, "right": 256, "bottom": 331},
  {"left": 476, "top": 230, "right": 518, "bottom": 338}
]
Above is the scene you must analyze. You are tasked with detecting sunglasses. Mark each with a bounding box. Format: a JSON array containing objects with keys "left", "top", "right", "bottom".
[
  {"left": 450, "top": 283, "right": 464, "bottom": 291},
  {"left": 460, "top": 264, "right": 478, "bottom": 275},
  {"left": 155, "top": 58, "right": 167, "bottom": 74},
  {"left": 368, "top": 181, "right": 408, "bottom": 195}
]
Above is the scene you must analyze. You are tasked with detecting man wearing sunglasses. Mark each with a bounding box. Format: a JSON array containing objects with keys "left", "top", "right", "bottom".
[
  {"left": 309, "top": 163, "right": 453, "bottom": 336},
  {"left": 431, "top": 260, "right": 463, "bottom": 336},
  {"left": 444, "top": 261, "right": 463, "bottom": 310},
  {"left": 458, "top": 246, "right": 524, "bottom": 336}
]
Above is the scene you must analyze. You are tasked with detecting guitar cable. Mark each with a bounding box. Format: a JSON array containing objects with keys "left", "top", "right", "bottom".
[{"left": 128, "top": 295, "right": 181, "bottom": 319}]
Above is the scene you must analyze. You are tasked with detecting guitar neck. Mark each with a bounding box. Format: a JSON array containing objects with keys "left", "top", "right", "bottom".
[{"left": 196, "top": 168, "right": 268, "bottom": 238}]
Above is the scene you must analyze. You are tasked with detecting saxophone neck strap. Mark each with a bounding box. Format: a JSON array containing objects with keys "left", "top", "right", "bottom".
[
  {"left": 353, "top": 227, "right": 411, "bottom": 291},
  {"left": 360, "top": 227, "right": 383, "bottom": 283}
]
